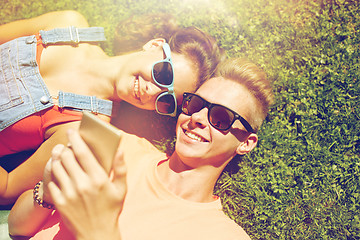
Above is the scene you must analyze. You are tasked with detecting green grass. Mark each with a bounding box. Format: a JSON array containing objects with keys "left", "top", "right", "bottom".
[
  {"left": 0, "top": 210, "right": 10, "bottom": 240},
  {"left": 1, "top": 0, "right": 359, "bottom": 239}
]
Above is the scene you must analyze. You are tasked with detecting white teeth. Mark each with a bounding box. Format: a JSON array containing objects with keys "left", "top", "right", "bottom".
[
  {"left": 185, "top": 130, "right": 206, "bottom": 142},
  {"left": 134, "top": 78, "right": 139, "bottom": 99}
]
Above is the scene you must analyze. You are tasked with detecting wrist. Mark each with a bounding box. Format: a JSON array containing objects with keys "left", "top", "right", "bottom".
[{"left": 33, "top": 181, "right": 55, "bottom": 210}]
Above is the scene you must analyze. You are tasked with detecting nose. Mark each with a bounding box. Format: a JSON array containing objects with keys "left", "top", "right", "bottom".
[
  {"left": 189, "top": 107, "right": 208, "bottom": 129},
  {"left": 142, "top": 81, "right": 163, "bottom": 103}
]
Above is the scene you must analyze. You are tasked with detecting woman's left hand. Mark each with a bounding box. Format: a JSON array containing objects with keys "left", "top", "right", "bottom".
[{"left": 48, "top": 129, "right": 126, "bottom": 240}]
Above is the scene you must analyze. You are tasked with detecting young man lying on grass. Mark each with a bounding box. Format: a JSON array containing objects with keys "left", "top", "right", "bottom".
[{"left": 8, "top": 58, "right": 273, "bottom": 240}]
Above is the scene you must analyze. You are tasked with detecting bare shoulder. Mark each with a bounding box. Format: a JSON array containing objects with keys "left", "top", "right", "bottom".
[{"left": 40, "top": 10, "right": 90, "bottom": 30}]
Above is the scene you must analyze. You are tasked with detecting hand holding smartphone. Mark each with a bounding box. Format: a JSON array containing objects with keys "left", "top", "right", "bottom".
[{"left": 79, "top": 111, "right": 122, "bottom": 174}]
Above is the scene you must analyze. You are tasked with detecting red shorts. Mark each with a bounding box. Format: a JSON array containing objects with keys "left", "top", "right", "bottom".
[{"left": 0, "top": 106, "right": 82, "bottom": 157}]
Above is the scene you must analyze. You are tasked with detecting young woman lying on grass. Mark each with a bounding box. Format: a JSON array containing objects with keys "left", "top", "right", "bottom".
[{"left": 0, "top": 10, "right": 223, "bottom": 204}]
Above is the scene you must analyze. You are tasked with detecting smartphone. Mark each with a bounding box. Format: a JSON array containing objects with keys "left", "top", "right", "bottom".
[{"left": 79, "top": 111, "right": 122, "bottom": 174}]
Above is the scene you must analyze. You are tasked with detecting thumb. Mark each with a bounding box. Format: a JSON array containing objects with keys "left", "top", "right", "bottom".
[{"left": 112, "top": 150, "right": 127, "bottom": 193}]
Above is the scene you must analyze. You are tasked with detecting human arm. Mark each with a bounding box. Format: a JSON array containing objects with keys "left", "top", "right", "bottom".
[
  {"left": 48, "top": 129, "right": 126, "bottom": 240},
  {"left": 8, "top": 125, "right": 126, "bottom": 239},
  {"left": 0, "top": 10, "right": 89, "bottom": 44},
  {"left": 0, "top": 122, "right": 80, "bottom": 205},
  {"left": 8, "top": 157, "right": 56, "bottom": 237},
  {"left": 7, "top": 189, "right": 54, "bottom": 238},
  {"left": 7, "top": 124, "right": 159, "bottom": 239}
]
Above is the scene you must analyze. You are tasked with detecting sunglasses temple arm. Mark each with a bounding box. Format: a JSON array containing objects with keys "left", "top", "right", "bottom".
[{"left": 239, "top": 117, "right": 254, "bottom": 133}]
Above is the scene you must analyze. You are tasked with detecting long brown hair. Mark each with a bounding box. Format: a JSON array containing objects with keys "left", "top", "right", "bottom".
[{"left": 114, "top": 13, "right": 224, "bottom": 88}]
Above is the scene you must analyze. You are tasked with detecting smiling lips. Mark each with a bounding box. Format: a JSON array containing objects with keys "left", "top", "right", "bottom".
[{"left": 184, "top": 129, "right": 208, "bottom": 142}]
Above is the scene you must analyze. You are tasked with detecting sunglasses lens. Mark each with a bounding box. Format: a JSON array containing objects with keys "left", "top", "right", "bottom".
[
  {"left": 157, "top": 94, "right": 176, "bottom": 114},
  {"left": 153, "top": 62, "right": 173, "bottom": 86},
  {"left": 182, "top": 95, "right": 204, "bottom": 115},
  {"left": 209, "top": 106, "right": 234, "bottom": 130}
]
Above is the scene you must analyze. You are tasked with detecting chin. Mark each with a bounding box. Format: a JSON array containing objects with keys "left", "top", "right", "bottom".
[{"left": 175, "top": 142, "right": 205, "bottom": 161}]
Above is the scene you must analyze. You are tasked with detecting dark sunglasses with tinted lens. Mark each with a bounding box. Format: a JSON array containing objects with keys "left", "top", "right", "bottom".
[
  {"left": 152, "top": 43, "right": 177, "bottom": 117},
  {"left": 181, "top": 92, "right": 255, "bottom": 132}
]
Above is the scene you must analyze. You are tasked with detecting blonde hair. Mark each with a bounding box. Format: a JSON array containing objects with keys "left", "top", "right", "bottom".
[
  {"left": 114, "top": 13, "right": 224, "bottom": 89},
  {"left": 218, "top": 58, "right": 274, "bottom": 132}
]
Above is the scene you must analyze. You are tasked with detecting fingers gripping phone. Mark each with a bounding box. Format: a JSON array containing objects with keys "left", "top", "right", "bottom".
[{"left": 79, "top": 111, "right": 122, "bottom": 174}]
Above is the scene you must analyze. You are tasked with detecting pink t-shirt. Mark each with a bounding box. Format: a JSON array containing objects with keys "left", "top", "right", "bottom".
[{"left": 30, "top": 133, "right": 250, "bottom": 240}]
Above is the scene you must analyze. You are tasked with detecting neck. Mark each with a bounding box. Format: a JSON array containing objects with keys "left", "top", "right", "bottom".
[{"left": 157, "top": 153, "right": 224, "bottom": 203}]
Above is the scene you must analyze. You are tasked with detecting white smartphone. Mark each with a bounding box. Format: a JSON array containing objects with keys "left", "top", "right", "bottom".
[{"left": 79, "top": 111, "right": 122, "bottom": 174}]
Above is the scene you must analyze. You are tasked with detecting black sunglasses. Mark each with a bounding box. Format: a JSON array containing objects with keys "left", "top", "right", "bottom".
[
  {"left": 152, "top": 43, "right": 177, "bottom": 117},
  {"left": 181, "top": 92, "right": 254, "bottom": 132}
]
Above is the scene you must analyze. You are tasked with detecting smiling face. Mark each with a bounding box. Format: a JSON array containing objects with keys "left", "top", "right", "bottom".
[
  {"left": 174, "top": 77, "right": 258, "bottom": 169},
  {"left": 115, "top": 41, "right": 198, "bottom": 111}
]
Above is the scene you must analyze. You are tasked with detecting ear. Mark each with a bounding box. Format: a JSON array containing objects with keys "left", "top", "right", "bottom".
[
  {"left": 236, "top": 133, "right": 258, "bottom": 155},
  {"left": 142, "top": 38, "right": 166, "bottom": 51}
]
